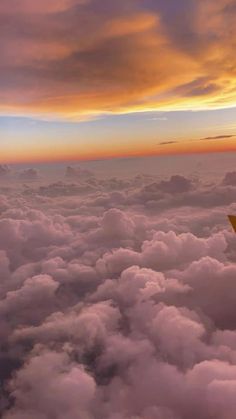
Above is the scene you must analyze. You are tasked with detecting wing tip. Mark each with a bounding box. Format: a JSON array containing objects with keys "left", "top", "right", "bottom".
[{"left": 228, "top": 215, "right": 236, "bottom": 232}]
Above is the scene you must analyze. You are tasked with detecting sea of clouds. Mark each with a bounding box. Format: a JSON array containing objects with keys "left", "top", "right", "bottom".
[{"left": 0, "top": 158, "right": 236, "bottom": 418}]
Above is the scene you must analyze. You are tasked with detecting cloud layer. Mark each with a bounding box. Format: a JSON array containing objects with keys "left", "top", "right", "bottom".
[
  {"left": 0, "top": 164, "right": 236, "bottom": 417},
  {"left": 2, "top": 0, "right": 236, "bottom": 118}
]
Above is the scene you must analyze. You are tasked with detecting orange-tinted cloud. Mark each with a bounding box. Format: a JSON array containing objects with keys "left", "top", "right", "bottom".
[
  {"left": 1, "top": 0, "right": 236, "bottom": 119},
  {"left": 0, "top": 0, "right": 86, "bottom": 14}
]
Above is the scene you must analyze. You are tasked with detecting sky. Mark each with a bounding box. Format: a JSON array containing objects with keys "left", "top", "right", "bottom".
[
  {"left": 1, "top": 0, "right": 236, "bottom": 162},
  {"left": 2, "top": 2, "right": 236, "bottom": 416}
]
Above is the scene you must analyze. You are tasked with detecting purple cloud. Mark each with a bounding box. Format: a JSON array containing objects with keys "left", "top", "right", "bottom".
[{"left": 0, "top": 166, "right": 236, "bottom": 418}]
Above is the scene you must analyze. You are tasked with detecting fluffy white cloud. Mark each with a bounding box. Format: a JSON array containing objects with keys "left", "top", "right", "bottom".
[{"left": 0, "top": 167, "right": 235, "bottom": 418}]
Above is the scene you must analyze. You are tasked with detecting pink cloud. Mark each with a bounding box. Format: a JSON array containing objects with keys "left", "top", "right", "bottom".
[{"left": 0, "top": 167, "right": 236, "bottom": 418}]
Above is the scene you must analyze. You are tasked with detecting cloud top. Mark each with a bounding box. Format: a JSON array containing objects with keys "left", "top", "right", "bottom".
[{"left": 0, "top": 165, "right": 235, "bottom": 417}]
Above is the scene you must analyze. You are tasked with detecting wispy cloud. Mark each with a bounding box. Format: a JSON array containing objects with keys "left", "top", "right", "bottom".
[
  {"left": 158, "top": 141, "right": 178, "bottom": 146},
  {"left": 201, "top": 135, "right": 236, "bottom": 141},
  {"left": 148, "top": 117, "right": 168, "bottom": 121}
]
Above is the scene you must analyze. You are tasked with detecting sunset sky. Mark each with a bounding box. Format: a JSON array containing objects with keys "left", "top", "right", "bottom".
[
  {"left": 2, "top": 3, "right": 236, "bottom": 417},
  {"left": 1, "top": 0, "right": 236, "bottom": 162}
]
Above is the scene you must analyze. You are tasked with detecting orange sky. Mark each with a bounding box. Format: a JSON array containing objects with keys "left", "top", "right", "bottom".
[
  {"left": 1, "top": 132, "right": 236, "bottom": 165},
  {"left": 1, "top": 0, "right": 236, "bottom": 162}
]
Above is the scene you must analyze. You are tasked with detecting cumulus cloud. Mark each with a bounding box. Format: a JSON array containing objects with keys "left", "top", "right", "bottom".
[
  {"left": 5, "top": 350, "right": 96, "bottom": 419},
  {"left": 18, "top": 168, "right": 40, "bottom": 181},
  {"left": 65, "top": 166, "right": 94, "bottom": 180},
  {"left": 157, "top": 175, "right": 194, "bottom": 194},
  {"left": 0, "top": 165, "right": 236, "bottom": 418},
  {"left": 222, "top": 171, "right": 236, "bottom": 186},
  {"left": 0, "top": 165, "right": 11, "bottom": 177}
]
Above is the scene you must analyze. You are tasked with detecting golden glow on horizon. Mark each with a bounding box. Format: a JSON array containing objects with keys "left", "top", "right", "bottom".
[{"left": 2, "top": 137, "right": 236, "bottom": 165}]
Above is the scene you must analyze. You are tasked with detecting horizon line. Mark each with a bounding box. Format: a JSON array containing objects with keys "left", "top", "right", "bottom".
[{"left": 3, "top": 147, "right": 236, "bottom": 166}]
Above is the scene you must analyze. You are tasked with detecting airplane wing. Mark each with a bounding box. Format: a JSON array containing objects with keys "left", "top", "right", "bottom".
[{"left": 228, "top": 215, "right": 236, "bottom": 233}]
